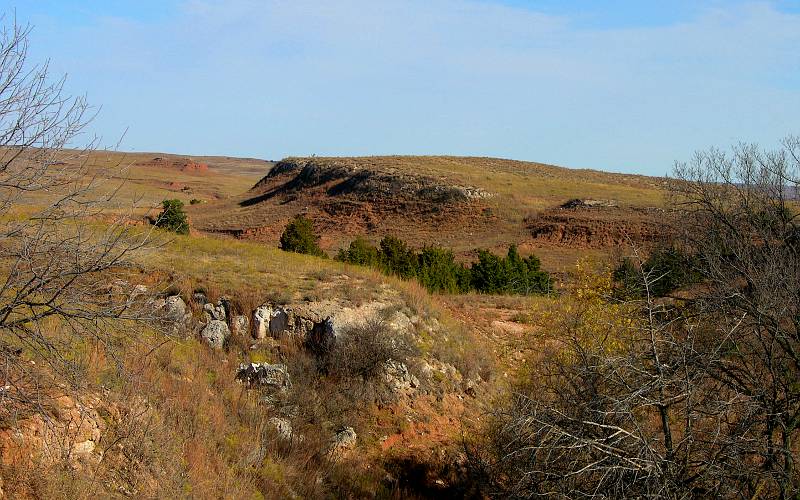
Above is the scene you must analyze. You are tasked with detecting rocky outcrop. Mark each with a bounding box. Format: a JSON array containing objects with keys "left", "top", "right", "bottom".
[
  {"left": 256, "top": 157, "right": 491, "bottom": 204},
  {"left": 151, "top": 295, "right": 193, "bottom": 333},
  {"left": 162, "top": 295, "right": 189, "bottom": 323},
  {"left": 418, "top": 359, "right": 462, "bottom": 392},
  {"left": 231, "top": 315, "right": 249, "bottom": 336},
  {"left": 192, "top": 291, "right": 208, "bottom": 305},
  {"left": 137, "top": 156, "right": 210, "bottom": 174},
  {"left": 383, "top": 360, "right": 419, "bottom": 395},
  {"left": 330, "top": 427, "right": 357, "bottom": 456},
  {"left": 0, "top": 395, "right": 115, "bottom": 470},
  {"left": 560, "top": 198, "right": 618, "bottom": 209},
  {"left": 269, "top": 417, "right": 294, "bottom": 441},
  {"left": 251, "top": 304, "right": 336, "bottom": 348},
  {"left": 235, "top": 363, "right": 291, "bottom": 392},
  {"left": 201, "top": 320, "right": 230, "bottom": 349},
  {"left": 203, "top": 301, "right": 227, "bottom": 323},
  {"left": 527, "top": 205, "right": 666, "bottom": 249},
  {"left": 252, "top": 305, "right": 272, "bottom": 339},
  {"left": 464, "top": 379, "right": 478, "bottom": 398}
]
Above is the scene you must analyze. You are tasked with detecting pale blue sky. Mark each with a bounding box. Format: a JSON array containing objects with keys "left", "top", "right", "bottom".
[{"left": 3, "top": 1, "right": 799, "bottom": 175}]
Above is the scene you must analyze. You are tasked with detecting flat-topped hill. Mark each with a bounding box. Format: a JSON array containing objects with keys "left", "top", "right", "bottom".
[{"left": 189, "top": 155, "right": 668, "bottom": 269}]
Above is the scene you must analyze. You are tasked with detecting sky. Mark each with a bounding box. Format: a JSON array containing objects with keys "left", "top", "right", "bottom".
[{"left": 2, "top": 0, "right": 799, "bottom": 176}]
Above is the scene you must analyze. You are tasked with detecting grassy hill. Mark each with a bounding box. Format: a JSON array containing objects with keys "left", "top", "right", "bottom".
[
  {"left": 7, "top": 150, "right": 668, "bottom": 270},
  {"left": 0, "top": 148, "right": 677, "bottom": 497},
  {"left": 187, "top": 155, "right": 667, "bottom": 270}
]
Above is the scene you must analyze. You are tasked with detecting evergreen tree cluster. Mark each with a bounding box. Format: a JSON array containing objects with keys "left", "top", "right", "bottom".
[
  {"left": 279, "top": 215, "right": 325, "bottom": 257},
  {"left": 336, "top": 236, "right": 551, "bottom": 296},
  {"left": 613, "top": 245, "right": 701, "bottom": 298},
  {"left": 155, "top": 199, "right": 190, "bottom": 235}
]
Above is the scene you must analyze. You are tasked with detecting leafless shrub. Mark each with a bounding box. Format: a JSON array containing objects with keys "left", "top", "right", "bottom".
[
  {"left": 669, "top": 137, "right": 800, "bottom": 498},
  {"left": 469, "top": 254, "right": 709, "bottom": 498},
  {"left": 323, "top": 316, "right": 417, "bottom": 381},
  {"left": 469, "top": 137, "right": 800, "bottom": 499},
  {"left": 0, "top": 16, "right": 161, "bottom": 418}
]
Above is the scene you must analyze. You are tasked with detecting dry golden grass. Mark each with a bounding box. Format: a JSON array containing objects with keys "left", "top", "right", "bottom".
[
  {"left": 275, "top": 155, "right": 666, "bottom": 214},
  {"left": 0, "top": 150, "right": 667, "bottom": 496},
  {"left": 183, "top": 154, "right": 666, "bottom": 273}
]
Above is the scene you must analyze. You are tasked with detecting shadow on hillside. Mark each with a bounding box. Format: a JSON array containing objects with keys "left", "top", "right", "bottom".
[
  {"left": 382, "top": 455, "right": 483, "bottom": 499},
  {"left": 239, "top": 187, "right": 285, "bottom": 207}
]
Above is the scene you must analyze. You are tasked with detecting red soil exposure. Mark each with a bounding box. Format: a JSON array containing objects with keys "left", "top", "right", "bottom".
[
  {"left": 526, "top": 205, "right": 667, "bottom": 249},
  {"left": 138, "top": 156, "right": 210, "bottom": 174},
  {"left": 192, "top": 157, "right": 498, "bottom": 249}
]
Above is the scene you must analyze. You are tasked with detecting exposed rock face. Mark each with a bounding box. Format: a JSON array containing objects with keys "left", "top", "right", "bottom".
[
  {"left": 235, "top": 363, "right": 291, "bottom": 392},
  {"left": 203, "top": 301, "right": 227, "bottom": 323},
  {"left": 464, "top": 379, "right": 478, "bottom": 398},
  {"left": 307, "top": 317, "right": 336, "bottom": 353},
  {"left": 252, "top": 304, "right": 338, "bottom": 347},
  {"left": 560, "top": 198, "right": 618, "bottom": 209},
  {"left": 330, "top": 427, "right": 357, "bottom": 456},
  {"left": 194, "top": 156, "right": 501, "bottom": 249},
  {"left": 419, "top": 359, "right": 461, "bottom": 386},
  {"left": 527, "top": 205, "right": 665, "bottom": 249},
  {"left": 253, "top": 305, "right": 272, "bottom": 339},
  {"left": 231, "top": 315, "right": 249, "bottom": 336},
  {"left": 137, "top": 156, "right": 210, "bottom": 174},
  {"left": 269, "top": 417, "right": 294, "bottom": 441},
  {"left": 256, "top": 158, "right": 491, "bottom": 204},
  {"left": 192, "top": 292, "right": 208, "bottom": 305},
  {"left": 383, "top": 360, "right": 419, "bottom": 394},
  {"left": 201, "top": 320, "right": 230, "bottom": 349},
  {"left": 252, "top": 305, "right": 304, "bottom": 339},
  {"left": 163, "top": 295, "right": 188, "bottom": 323},
  {"left": 0, "top": 395, "right": 114, "bottom": 470},
  {"left": 386, "top": 310, "right": 414, "bottom": 333},
  {"left": 268, "top": 307, "right": 292, "bottom": 337}
]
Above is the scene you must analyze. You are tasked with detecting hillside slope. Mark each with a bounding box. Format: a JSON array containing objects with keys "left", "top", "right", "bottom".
[{"left": 189, "top": 155, "right": 668, "bottom": 269}]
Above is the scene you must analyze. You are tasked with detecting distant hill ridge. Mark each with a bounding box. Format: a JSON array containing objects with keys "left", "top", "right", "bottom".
[
  {"left": 188, "top": 155, "right": 668, "bottom": 269},
  {"left": 249, "top": 156, "right": 493, "bottom": 205}
]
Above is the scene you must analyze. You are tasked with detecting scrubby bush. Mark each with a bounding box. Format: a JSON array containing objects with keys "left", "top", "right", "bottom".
[
  {"left": 417, "top": 246, "right": 472, "bottom": 294},
  {"left": 155, "top": 199, "right": 190, "bottom": 234},
  {"left": 644, "top": 245, "right": 700, "bottom": 296},
  {"left": 470, "top": 250, "right": 506, "bottom": 294},
  {"left": 379, "top": 235, "right": 418, "bottom": 279},
  {"left": 337, "top": 235, "right": 551, "bottom": 296},
  {"left": 613, "top": 245, "right": 700, "bottom": 297},
  {"left": 280, "top": 215, "right": 325, "bottom": 257},
  {"left": 505, "top": 245, "right": 551, "bottom": 295},
  {"left": 471, "top": 245, "right": 551, "bottom": 295},
  {"left": 335, "top": 236, "right": 380, "bottom": 266},
  {"left": 323, "top": 317, "right": 417, "bottom": 381}
]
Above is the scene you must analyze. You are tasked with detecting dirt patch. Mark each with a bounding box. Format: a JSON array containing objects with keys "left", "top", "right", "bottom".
[
  {"left": 191, "top": 157, "right": 500, "bottom": 251},
  {"left": 527, "top": 205, "right": 668, "bottom": 249},
  {"left": 186, "top": 155, "right": 670, "bottom": 270},
  {"left": 137, "top": 156, "right": 210, "bottom": 175}
]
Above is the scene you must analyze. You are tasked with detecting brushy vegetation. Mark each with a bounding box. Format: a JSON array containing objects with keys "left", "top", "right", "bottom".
[
  {"left": 613, "top": 244, "right": 701, "bottom": 297},
  {"left": 337, "top": 236, "right": 551, "bottom": 296},
  {"left": 280, "top": 215, "right": 325, "bottom": 257},
  {"left": 155, "top": 198, "right": 190, "bottom": 234},
  {"left": 467, "top": 138, "right": 800, "bottom": 499},
  {"left": 318, "top": 317, "right": 417, "bottom": 381}
]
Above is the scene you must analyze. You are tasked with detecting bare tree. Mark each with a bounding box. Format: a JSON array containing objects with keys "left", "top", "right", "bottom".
[
  {"left": 0, "top": 16, "right": 158, "bottom": 421},
  {"left": 469, "top": 138, "right": 800, "bottom": 499},
  {"left": 671, "top": 137, "right": 800, "bottom": 498},
  {"left": 468, "top": 254, "right": 710, "bottom": 498}
]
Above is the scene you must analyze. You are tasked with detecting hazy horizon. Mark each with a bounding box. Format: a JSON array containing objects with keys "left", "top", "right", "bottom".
[{"left": 5, "top": 0, "right": 800, "bottom": 175}]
